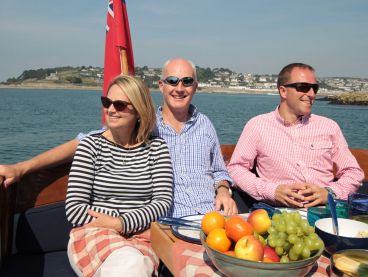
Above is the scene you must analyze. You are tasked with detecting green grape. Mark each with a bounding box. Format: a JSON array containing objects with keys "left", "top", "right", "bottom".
[
  {"left": 267, "top": 226, "right": 277, "bottom": 234},
  {"left": 276, "top": 223, "right": 286, "bottom": 233},
  {"left": 288, "top": 234, "right": 298, "bottom": 244},
  {"left": 307, "top": 226, "right": 315, "bottom": 234},
  {"left": 286, "top": 224, "right": 296, "bottom": 235},
  {"left": 296, "top": 227, "right": 304, "bottom": 237},
  {"left": 272, "top": 213, "right": 282, "bottom": 221},
  {"left": 303, "top": 237, "right": 314, "bottom": 250},
  {"left": 268, "top": 233, "right": 277, "bottom": 241},
  {"left": 278, "top": 232, "right": 287, "bottom": 240},
  {"left": 287, "top": 220, "right": 297, "bottom": 227},
  {"left": 313, "top": 239, "right": 324, "bottom": 251},
  {"left": 300, "top": 219, "right": 310, "bottom": 233},
  {"left": 275, "top": 246, "right": 284, "bottom": 256},
  {"left": 301, "top": 247, "right": 311, "bottom": 259},
  {"left": 308, "top": 233, "right": 319, "bottom": 241},
  {"left": 289, "top": 248, "right": 299, "bottom": 261},
  {"left": 268, "top": 238, "right": 276, "bottom": 248},
  {"left": 275, "top": 238, "right": 284, "bottom": 247},
  {"left": 282, "top": 212, "right": 292, "bottom": 221},
  {"left": 292, "top": 242, "right": 303, "bottom": 255},
  {"left": 280, "top": 255, "right": 290, "bottom": 263},
  {"left": 291, "top": 212, "right": 302, "bottom": 222}
]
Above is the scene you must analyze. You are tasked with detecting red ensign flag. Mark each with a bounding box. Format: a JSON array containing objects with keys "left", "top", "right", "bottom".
[{"left": 103, "top": 0, "right": 134, "bottom": 123}]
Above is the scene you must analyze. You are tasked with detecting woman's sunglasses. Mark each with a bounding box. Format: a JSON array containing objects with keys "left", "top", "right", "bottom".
[
  {"left": 101, "top": 96, "right": 132, "bottom": 112},
  {"left": 283, "top": 82, "right": 319, "bottom": 94},
  {"left": 163, "top": 76, "right": 195, "bottom": 87}
]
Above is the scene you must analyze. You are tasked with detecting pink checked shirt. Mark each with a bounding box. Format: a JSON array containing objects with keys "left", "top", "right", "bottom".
[{"left": 228, "top": 107, "right": 364, "bottom": 203}]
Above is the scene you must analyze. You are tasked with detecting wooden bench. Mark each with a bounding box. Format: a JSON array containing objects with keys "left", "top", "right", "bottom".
[{"left": 0, "top": 146, "right": 367, "bottom": 276}]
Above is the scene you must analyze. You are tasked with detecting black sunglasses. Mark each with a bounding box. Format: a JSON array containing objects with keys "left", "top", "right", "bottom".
[
  {"left": 163, "top": 76, "right": 195, "bottom": 87},
  {"left": 283, "top": 82, "right": 319, "bottom": 94},
  {"left": 101, "top": 96, "right": 132, "bottom": 111}
]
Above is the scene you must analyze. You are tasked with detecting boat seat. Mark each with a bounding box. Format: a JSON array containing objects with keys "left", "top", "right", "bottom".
[
  {"left": 0, "top": 145, "right": 367, "bottom": 276},
  {"left": 0, "top": 201, "right": 76, "bottom": 277}
]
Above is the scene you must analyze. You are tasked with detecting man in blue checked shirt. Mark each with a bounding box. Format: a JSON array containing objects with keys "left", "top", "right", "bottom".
[
  {"left": 0, "top": 58, "right": 238, "bottom": 218},
  {"left": 155, "top": 58, "right": 237, "bottom": 217}
]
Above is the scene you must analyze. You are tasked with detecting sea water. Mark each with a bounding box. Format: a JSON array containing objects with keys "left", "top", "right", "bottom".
[{"left": 0, "top": 88, "right": 367, "bottom": 164}]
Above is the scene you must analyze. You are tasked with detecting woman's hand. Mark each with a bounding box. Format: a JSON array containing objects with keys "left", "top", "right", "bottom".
[{"left": 84, "top": 210, "right": 123, "bottom": 233}]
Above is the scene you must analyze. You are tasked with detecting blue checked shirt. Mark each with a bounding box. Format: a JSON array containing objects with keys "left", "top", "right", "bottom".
[
  {"left": 154, "top": 105, "right": 232, "bottom": 217},
  {"left": 77, "top": 104, "right": 232, "bottom": 217}
]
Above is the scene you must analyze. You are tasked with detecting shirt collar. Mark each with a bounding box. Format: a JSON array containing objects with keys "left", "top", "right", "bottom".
[
  {"left": 157, "top": 104, "right": 199, "bottom": 123},
  {"left": 274, "top": 106, "right": 311, "bottom": 126}
]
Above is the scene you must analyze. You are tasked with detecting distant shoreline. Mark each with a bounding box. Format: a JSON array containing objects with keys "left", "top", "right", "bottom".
[
  {"left": 0, "top": 82, "right": 278, "bottom": 94},
  {"left": 0, "top": 82, "right": 354, "bottom": 98}
]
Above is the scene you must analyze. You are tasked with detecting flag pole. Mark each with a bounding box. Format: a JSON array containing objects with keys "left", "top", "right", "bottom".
[{"left": 120, "top": 48, "right": 129, "bottom": 75}]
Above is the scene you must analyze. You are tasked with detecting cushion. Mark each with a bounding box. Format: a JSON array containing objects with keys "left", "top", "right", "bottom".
[
  {"left": 15, "top": 202, "right": 72, "bottom": 254},
  {"left": 0, "top": 251, "right": 76, "bottom": 277}
]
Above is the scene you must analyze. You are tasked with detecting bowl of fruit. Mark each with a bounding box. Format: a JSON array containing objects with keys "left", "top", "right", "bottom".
[{"left": 200, "top": 209, "right": 324, "bottom": 277}]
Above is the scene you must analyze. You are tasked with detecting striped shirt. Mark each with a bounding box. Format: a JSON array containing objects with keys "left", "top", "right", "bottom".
[
  {"left": 154, "top": 105, "right": 232, "bottom": 217},
  {"left": 228, "top": 107, "right": 364, "bottom": 203},
  {"left": 65, "top": 134, "right": 173, "bottom": 235}
]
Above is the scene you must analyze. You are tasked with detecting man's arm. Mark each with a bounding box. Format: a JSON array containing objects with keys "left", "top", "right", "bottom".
[
  {"left": 0, "top": 139, "right": 79, "bottom": 188},
  {"left": 327, "top": 125, "right": 364, "bottom": 199},
  {"left": 227, "top": 120, "right": 305, "bottom": 207},
  {"left": 227, "top": 120, "right": 275, "bottom": 201},
  {"left": 208, "top": 122, "right": 237, "bottom": 215}
]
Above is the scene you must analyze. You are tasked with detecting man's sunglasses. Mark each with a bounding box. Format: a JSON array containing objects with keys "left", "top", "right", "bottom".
[
  {"left": 163, "top": 76, "right": 195, "bottom": 87},
  {"left": 101, "top": 96, "right": 132, "bottom": 112},
  {"left": 283, "top": 82, "right": 319, "bottom": 94}
]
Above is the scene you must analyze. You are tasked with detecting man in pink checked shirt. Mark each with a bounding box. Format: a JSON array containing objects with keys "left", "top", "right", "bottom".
[{"left": 228, "top": 63, "right": 364, "bottom": 208}]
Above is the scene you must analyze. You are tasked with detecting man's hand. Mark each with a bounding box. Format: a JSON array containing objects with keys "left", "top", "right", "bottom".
[
  {"left": 215, "top": 187, "right": 238, "bottom": 216},
  {"left": 0, "top": 164, "right": 24, "bottom": 188},
  {"left": 275, "top": 183, "right": 307, "bottom": 208},
  {"left": 298, "top": 184, "right": 328, "bottom": 208},
  {"left": 84, "top": 210, "right": 123, "bottom": 233}
]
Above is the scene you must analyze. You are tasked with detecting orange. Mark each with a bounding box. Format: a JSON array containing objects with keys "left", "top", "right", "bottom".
[
  {"left": 225, "top": 215, "right": 254, "bottom": 242},
  {"left": 206, "top": 228, "right": 231, "bottom": 253},
  {"left": 201, "top": 211, "right": 225, "bottom": 235},
  {"left": 224, "top": 250, "right": 236, "bottom": 256}
]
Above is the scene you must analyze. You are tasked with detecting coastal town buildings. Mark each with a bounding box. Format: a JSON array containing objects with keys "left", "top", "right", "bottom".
[{"left": 3, "top": 65, "right": 368, "bottom": 95}]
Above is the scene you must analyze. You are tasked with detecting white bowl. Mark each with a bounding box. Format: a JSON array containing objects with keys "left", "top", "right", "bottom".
[{"left": 315, "top": 218, "right": 368, "bottom": 255}]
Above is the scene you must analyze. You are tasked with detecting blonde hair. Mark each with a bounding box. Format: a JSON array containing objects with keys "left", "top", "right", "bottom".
[{"left": 107, "top": 75, "right": 156, "bottom": 143}]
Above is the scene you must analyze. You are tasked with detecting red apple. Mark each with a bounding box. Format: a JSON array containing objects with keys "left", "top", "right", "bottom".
[
  {"left": 247, "top": 209, "right": 271, "bottom": 235},
  {"left": 234, "top": 235, "right": 264, "bottom": 261},
  {"left": 263, "top": 245, "right": 280, "bottom": 263}
]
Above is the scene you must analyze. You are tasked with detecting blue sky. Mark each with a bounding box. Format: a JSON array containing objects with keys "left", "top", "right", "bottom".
[{"left": 1, "top": 0, "right": 368, "bottom": 82}]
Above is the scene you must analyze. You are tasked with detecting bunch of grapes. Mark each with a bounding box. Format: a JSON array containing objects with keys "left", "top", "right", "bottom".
[{"left": 266, "top": 211, "right": 324, "bottom": 262}]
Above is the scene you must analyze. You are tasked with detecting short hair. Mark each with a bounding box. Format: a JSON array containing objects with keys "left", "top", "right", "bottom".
[
  {"left": 161, "top": 58, "right": 197, "bottom": 80},
  {"left": 107, "top": 75, "right": 156, "bottom": 143},
  {"left": 277, "top": 63, "right": 315, "bottom": 88}
]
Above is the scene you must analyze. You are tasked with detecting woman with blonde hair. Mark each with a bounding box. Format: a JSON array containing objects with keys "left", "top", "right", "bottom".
[{"left": 66, "top": 75, "right": 173, "bottom": 277}]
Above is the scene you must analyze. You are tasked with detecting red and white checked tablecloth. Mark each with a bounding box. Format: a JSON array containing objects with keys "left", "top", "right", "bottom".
[{"left": 172, "top": 241, "right": 330, "bottom": 277}]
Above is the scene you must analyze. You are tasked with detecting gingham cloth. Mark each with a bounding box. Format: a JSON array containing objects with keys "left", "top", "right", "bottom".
[
  {"left": 172, "top": 241, "right": 330, "bottom": 277},
  {"left": 69, "top": 226, "right": 159, "bottom": 277}
]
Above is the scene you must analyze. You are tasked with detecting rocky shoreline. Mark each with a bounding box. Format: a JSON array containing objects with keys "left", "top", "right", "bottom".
[{"left": 323, "top": 92, "right": 368, "bottom": 105}]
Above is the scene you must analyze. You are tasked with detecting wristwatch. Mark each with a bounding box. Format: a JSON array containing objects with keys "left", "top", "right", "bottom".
[
  {"left": 215, "top": 183, "right": 233, "bottom": 196},
  {"left": 324, "top": 187, "right": 336, "bottom": 199}
]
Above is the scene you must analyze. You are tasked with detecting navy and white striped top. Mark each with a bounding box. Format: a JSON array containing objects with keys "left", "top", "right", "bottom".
[{"left": 65, "top": 133, "right": 173, "bottom": 235}]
